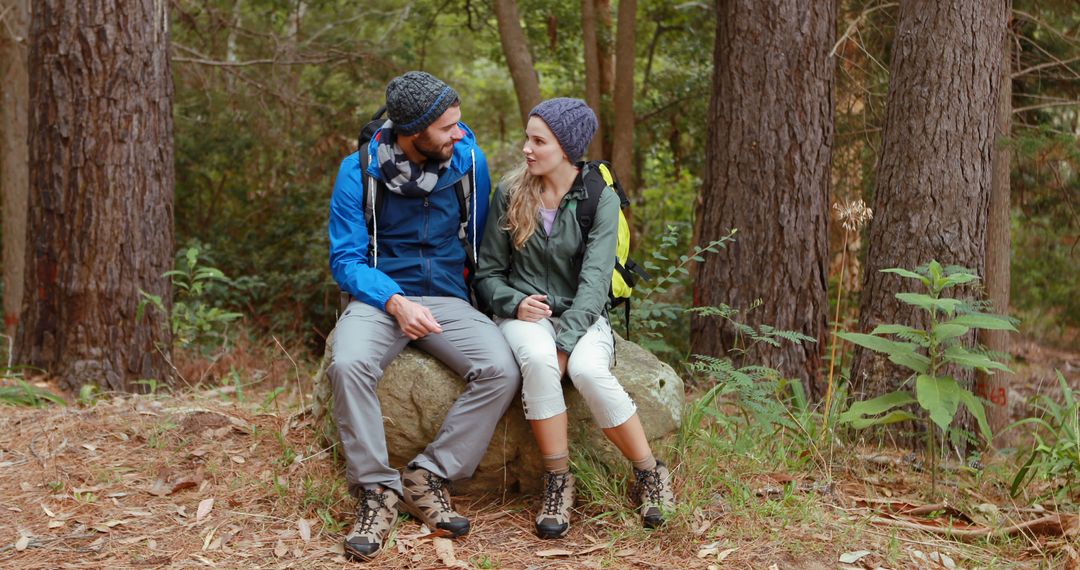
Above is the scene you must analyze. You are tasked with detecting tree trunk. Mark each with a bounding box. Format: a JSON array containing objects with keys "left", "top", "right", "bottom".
[
  {"left": 493, "top": 0, "right": 541, "bottom": 129},
  {"left": 1, "top": 0, "right": 29, "bottom": 339},
  {"left": 16, "top": 0, "right": 175, "bottom": 392},
  {"left": 596, "top": 0, "right": 614, "bottom": 159},
  {"left": 978, "top": 5, "right": 1013, "bottom": 446},
  {"left": 850, "top": 0, "right": 1008, "bottom": 404},
  {"left": 691, "top": 0, "right": 835, "bottom": 396},
  {"left": 610, "top": 0, "right": 636, "bottom": 195},
  {"left": 581, "top": 0, "right": 605, "bottom": 160}
]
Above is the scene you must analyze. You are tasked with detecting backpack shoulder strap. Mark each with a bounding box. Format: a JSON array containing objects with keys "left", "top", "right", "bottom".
[
  {"left": 357, "top": 107, "right": 388, "bottom": 233},
  {"left": 454, "top": 178, "right": 469, "bottom": 225},
  {"left": 575, "top": 160, "right": 612, "bottom": 242}
]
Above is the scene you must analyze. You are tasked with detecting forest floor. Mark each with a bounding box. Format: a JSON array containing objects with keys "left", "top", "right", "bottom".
[{"left": 0, "top": 335, "right": 1077, "bottom": 570}]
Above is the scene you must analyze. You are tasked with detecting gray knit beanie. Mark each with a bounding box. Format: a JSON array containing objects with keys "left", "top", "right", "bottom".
[
  {"left": 385, "top": 71, "right": 460, "bottom": 136},
  {"left": 529, "top": 98, "right": 598, "bottom": 163}
]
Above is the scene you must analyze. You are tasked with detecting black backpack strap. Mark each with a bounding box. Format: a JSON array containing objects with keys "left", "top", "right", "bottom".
[
  {"left": 454, "top": 181, "right": 469, "bottom": 226},
  {"left": 357, "top": 106, "right": 386, "bottom": 153},
  {"left": 620, "top": 257, "right": 651, "bottom": 283},
  {"left": 575, "top": 161, "right": 608, "bottom": 257},
  {"left": 454, "top": 178, "right": 476, "bottom": 281}
]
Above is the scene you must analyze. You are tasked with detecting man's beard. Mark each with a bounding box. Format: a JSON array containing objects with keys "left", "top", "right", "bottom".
[{"left": 415, "top": 133, "right": 454, "bottom": 162}]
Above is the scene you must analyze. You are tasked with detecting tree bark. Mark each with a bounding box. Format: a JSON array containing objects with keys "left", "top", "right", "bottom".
[
  {"left": 1, "top": 0, "right": 29, "bottom": 339},
  {"left": 596, "top": 0, "right": 615, "bottom": 159},
  {"left": 595, "top": 0, "right": 614, "bottom": 98},
  {"left": 691, "top": 0, "right": 835, "bottom": 396},
  {"left": 493, "top": 0, "right": 541, "bottom": 129},
  {"left": 610, "top": 0, "right": 637, "bottom": 195},
  {"left": 16, "top": 0, "right": 175, "bottom": 392},
  {"left": 978, "top": 5, "right": 1013, "bottom": 445},
  {"left": 850, "top": 0, "right": 1008, "bottom": 404},
  {"left": 581, "top": 0, "right": 605, "bottom": 160}
]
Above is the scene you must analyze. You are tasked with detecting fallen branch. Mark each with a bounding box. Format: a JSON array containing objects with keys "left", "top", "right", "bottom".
[{"left": 869, "top": 513, "right": 1079, "bottom": 541}]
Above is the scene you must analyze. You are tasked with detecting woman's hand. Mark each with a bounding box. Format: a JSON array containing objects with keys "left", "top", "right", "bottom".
[{"left": 516, "top": 294, "right": 552, "bottom": 322}]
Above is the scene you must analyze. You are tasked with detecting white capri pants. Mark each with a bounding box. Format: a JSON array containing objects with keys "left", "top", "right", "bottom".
[{"left": 498, "top": 315, "right": 637, "bottom": 429}]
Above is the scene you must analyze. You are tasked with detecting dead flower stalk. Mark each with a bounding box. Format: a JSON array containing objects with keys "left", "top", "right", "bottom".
[{"left": 821, "top": 199, "right": 873, "bottom": 443}]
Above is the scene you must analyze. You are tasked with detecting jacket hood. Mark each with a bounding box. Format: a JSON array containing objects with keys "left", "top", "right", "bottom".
[{"left": 365, "top": 121, "right": 480, "bottom": 191}]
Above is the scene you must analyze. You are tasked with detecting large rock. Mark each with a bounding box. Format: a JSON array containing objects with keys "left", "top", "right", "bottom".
[{"left": 312, "top": 328, "right": 683, "bottom": 493}]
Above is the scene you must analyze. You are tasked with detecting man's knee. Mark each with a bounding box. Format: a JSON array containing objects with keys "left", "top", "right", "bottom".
[
  {"left": 474, "top": 347, "right": 522, "bottom": 396},
  {"left": 328, "top": 355, "right": 382, "bottom": 393}
]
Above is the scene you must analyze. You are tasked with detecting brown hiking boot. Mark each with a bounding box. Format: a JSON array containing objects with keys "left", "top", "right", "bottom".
[
  {"left": 343, "top": 488, "right": 400, "bottom": 561},
  {"left": 400, "top": 466, "right": 470, "bottom": 537},
  {"left": 633, "top": 461, "right": 675, "bottom": 528},
  {"left": 535, "top": 471, "right": 575, "bottom": 539}
]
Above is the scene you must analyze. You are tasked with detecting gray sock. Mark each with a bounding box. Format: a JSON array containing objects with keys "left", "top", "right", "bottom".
[
  {"left": 542, "top": 452, "right": 570, "bottom": 474},
  {"left": 631, "top": 454, "right": 657, "bottom": 472}
]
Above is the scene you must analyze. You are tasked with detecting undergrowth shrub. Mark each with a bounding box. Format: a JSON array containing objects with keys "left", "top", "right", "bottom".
[
  {"left": 837, "top": 261, "right": 1016, "bottom": 494},
  {"left": 1006, "top": 370, "right": 1080, "bottom": 502},
  {"left": 139, "top": 245, "right": 247, "bottom": 355}
]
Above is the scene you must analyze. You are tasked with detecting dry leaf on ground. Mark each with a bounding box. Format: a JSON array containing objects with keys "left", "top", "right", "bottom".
[
  {"left": 839, "top": 550, "right": 873, "bottom": 563},
  {"left": 196, "top": 498, "right": 214, "bottom": 522},
  {"left": 433, "top": 537, "right": 469, "bottom": 568},
  {"left": 536, "top": 548, "right": 573, "bottom": 557}
]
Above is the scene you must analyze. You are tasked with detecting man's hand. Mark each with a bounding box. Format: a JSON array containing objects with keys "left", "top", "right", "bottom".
[
  {"left": 385, "top": 295, "right": 442, "bottom": 340},
  {"left": 516, "top": 294, "right": 552, "bottom": 322},
  {"left": 557, "top": 350, "right": 569, "bottom": 379}
]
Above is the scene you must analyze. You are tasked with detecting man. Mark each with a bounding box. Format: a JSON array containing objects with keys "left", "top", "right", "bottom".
[{"left": 327, "top": 71, "right": 520, "bottom": 561}]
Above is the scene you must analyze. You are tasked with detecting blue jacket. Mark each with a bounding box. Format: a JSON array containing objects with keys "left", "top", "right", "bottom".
[{"left": 328, "top": 123, "right": 491, "bottom": 311}]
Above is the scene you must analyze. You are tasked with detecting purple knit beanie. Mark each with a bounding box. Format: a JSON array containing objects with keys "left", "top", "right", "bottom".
[{"left": 529, "top": 98, "right": 598, "bottom": 163}]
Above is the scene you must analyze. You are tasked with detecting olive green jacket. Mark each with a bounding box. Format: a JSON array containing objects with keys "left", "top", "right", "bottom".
[{"left": 475, "top": 175, "right": 620, "bottom": 354}]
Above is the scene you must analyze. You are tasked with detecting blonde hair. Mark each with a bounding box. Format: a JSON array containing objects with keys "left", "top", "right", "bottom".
[{"left": 501, "top": 162, "right": 546, "bottom": 250}]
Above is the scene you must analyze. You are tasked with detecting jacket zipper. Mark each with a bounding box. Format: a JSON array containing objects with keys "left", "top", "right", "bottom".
[{"left": 544, "top": 196, "right": 566, "bottom": 314}]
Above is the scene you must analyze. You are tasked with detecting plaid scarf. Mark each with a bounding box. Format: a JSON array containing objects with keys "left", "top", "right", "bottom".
[{"left": 375, "top": 121, "right": 449, "bottom": 197}]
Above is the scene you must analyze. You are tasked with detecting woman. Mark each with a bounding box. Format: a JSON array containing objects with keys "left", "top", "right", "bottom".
[{"left": 475, "top": 98, "right": 675, "bottom": 539}]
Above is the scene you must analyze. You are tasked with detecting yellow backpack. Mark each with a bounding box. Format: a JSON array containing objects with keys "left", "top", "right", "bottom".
[{"left": 576, "top": 161, "right": 650, "bottom": 336}]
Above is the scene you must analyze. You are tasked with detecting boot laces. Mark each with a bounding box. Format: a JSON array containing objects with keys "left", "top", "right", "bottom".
[
  {"left": 542, "top": 473, "right": 568, "bottom": 515},
  {"left": 635, "top": 468, "right": 663, "bottom": 505},
  {"left": 424, "top": 472, "right": 453, "bottom": 513},
  {"left": 356, "top": 489, "right": 389, "bottom": 534}
]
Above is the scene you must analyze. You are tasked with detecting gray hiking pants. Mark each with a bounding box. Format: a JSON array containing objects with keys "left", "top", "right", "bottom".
[{"left": 329, "top": 296, "right": 521, "bottom": 497}]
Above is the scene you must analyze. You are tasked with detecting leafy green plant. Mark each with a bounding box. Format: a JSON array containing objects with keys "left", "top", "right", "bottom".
[
  {"left": 77, "top": 384, "right": 101, "bottom": 407},
  {"left": 275, "top": 431, "right": 297, "bottom": 468},
  {"left": 837, "top": 261, "right": 1017, "bottom": 494},
  {"left": 132, "top": 378, "right": 166, "bottom": 396},
  {"left": 1007, "top": 370, "right": 1079, "bottom": 500},
  {"left": 680, "top": 303, "right": 819, "bottom": 459},
  {"left": 139, "top": 246, "right": 243, "bottom": 352},
  {"left": 0, "top": 381, "right": 66, "bottom": 408},
  {"left": 470, "top": 554, "right": 499, "bottom": 569},
  {"left": 611, "top": 225, "right": 736, "bottom": 359},
  {"left": 260, "top": 386, "right": 286, "bottom": 413},
  {"left": 316, "top": 507, "right": 346, "bottom": 534}
]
